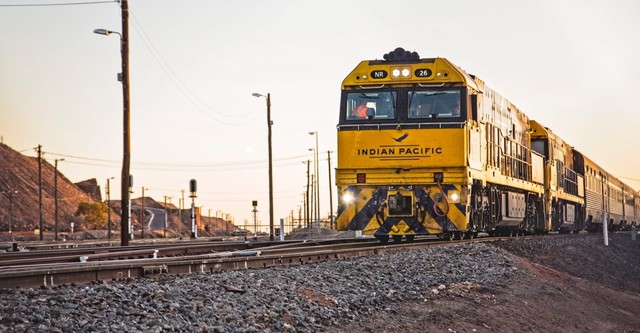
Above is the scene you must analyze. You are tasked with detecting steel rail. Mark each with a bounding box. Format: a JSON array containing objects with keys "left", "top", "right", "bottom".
[{"left": 0, "top": 235, "right": 501, "bottom": 289}]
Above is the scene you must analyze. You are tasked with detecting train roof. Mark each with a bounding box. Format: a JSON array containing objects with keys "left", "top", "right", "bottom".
[
  {"left": 530, "top": 120, "right": 554, "bottom": 138},
  {"left": 342, "top": 47, "right": 480, "bottom": 92},
  {"left": 573, "top": 148, "right": 639, "bottom": 191},
  {"left": 530, "top": 120, "right": 573, "bottom": 148}
]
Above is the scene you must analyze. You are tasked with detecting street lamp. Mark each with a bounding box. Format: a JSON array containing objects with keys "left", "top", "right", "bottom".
[
  {"left": 93, "top": 0, "right": 131, "bottom": 247},
  {"left": 309, "top": 131, "right": 320, "bottom": 226},
  {"left": 54, "top": 158, "right": 65, "bottom": 241},
  {"left": 307, "top": 148, "right": 316, "bottom": 228},
  {"left": 252, "top": 92, "right": 274, "bottom": 241},
  {"left": 327, "top": 150, "right": 334, "bottom": 229},
  {"left": 1, "top": 190, "right": 18, "bottom": 242}
]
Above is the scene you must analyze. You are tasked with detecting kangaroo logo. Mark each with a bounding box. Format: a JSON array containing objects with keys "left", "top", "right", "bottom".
[{"left": 392, "top": 133, "right": 409, "bottom": 142}]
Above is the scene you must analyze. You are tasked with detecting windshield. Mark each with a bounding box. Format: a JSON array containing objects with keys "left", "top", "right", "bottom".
[
  {"left": 408, "top": 90, "right": 461, "bottom": 119},
  {"left": 346, "top": 91, "right": 396, "bottom": 120}
]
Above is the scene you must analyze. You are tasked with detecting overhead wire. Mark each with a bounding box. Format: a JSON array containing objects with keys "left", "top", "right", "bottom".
[
  {"left": 0, "top": 1, "right": 115, "bottom": 6},
  {"left": 42, "top": 150, "right": 316, "bottom": 171},
  {"left": 3, "top": 0, "right": 262, "bottom": 125},
  {"left": 128, "top": 8, "right": 261, "bottom": 125}
]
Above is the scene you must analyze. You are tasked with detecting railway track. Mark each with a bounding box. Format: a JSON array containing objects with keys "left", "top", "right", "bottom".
[
  {"left": 0, "top": 239, "right": 300, "bottom": 266},
  {"left": 0, "top": 234, "right": 531, "bottom": 289}
]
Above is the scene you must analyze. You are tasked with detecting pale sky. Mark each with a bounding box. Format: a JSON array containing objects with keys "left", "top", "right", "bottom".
[{"left": 1, "top": 0, "right": 639, "bottom": 228}]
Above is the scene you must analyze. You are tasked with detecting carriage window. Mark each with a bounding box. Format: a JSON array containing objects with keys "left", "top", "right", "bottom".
[
  {"left": 408, "top": 90, "right": 461, "bottom": 119},
  {"left": 346, "top": 92, "right": 396, "bottom": 120}
]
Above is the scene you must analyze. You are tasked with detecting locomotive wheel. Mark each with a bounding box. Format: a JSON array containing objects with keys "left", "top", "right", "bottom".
[
  {"left": 454, "top": 231, "right": 465, "bottom": 240},
  {"left": 440, "top": 232, "right": 454, "bottom": 241},
  {"left": 392, "top": 235, "right": 403, "bottom": 243},
  {"left": 376, "top": 235, "right": 390, "bottom": 244},
  {"left": 406, "top": 235, "right": 415, "bottom": 242}
]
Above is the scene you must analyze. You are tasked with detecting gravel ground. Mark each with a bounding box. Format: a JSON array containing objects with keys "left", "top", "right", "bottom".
[
  {"left": 2, "top": 233, "right": 638, "bottom": 333},
  {"left": 0, "top": 243, "right": 522, "bottom": 333}
]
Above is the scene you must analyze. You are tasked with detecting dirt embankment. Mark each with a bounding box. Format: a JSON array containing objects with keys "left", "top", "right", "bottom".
[{"left": 337, "top": 233, "right": 640, "bottom": 333}]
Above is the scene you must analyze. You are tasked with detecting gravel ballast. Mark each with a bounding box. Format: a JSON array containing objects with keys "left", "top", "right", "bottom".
[{"left": 1, "top": 242, "right": 524, "bottom": 332}]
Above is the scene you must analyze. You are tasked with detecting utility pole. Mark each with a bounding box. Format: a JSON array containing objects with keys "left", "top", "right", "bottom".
[
  {"left": 327, "top": 151, "right": 334, "bottom": 229},
  {"left": 140, "top": 187, "right": 147, "bottom": 239},
  {"left": 266, "top": 94, "right": 274, "bottom": 241},
  {"left": 163, "top": 195, "right": 172, "bottom": 238},
  {"left": 54, "top": 158, "right": 64, "bottom": 241},
  {"left": 37, "top": 144, "right": 43, "bottom": 240},
  {"left": 1, "top": 190, "right": 18, "bottom": 242},
  {"left": 309, "top": 132, "right": 320, "bottom": 227},
  {"left": 106, "top": 177, "right": 114, "bottom": 240},
  {"left": 93, "top": 1, "right": 130, "bottom": 246},
  {"left": 119, "top": 0, "right": 131, "bottom": 247},
  {"left": 128, "top": 175, "right": 133, "bottom": 240},
  {"left": 290, "top": 209, "right": 294, "bottom": 234},
  {"left": 305, "top": 160, "right": 310, "bottom": 228},
  {"left": 310, "top": 174, "right": 315, "bottom": 231},
  {"left": 252, "top": 93, "right": 274, "bottom": 241}
]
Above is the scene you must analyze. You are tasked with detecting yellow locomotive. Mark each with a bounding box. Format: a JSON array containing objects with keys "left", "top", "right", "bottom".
[
  {"left": 335, "top": 48, "right": 638, "bottom": 242},
  {"left": 530, "top": 121, "right": 585, "bottom": 233},
  {"left": 335, "top": 48, "right": 546, "bottom": 242}
]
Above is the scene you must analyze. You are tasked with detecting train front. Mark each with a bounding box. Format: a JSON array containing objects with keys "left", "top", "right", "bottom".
[{"left": 335, "top": 48, "right": 477, "bottom": 242}]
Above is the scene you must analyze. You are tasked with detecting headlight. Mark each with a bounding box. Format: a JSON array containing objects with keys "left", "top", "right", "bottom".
[
  {"left": 391, "top": 67, "right": 411, "bottom": 78},
  {"left": 449, "top": 192, "right": 460, "bottom": 203},
  {"left": 342, "top": 192, "right": 355, "bottom": 204}
]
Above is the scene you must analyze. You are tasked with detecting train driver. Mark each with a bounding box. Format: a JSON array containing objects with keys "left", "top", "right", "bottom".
[
  {"left": 435, "top": 95, "right": 461, "bottom": 118},
  {"left": 352, "top": 102, "right": 369, "bottom": 118},
  {"left": 451, "top": 98, "right": 461, "bottom": 117}
]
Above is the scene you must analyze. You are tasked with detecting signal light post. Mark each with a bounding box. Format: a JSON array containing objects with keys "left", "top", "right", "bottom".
[
  {"left": 252, "top": 200, "right": 258, "bottom": 241},
  {"left": 190, "top": 179, "right": 198, "bottom": 239}
]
